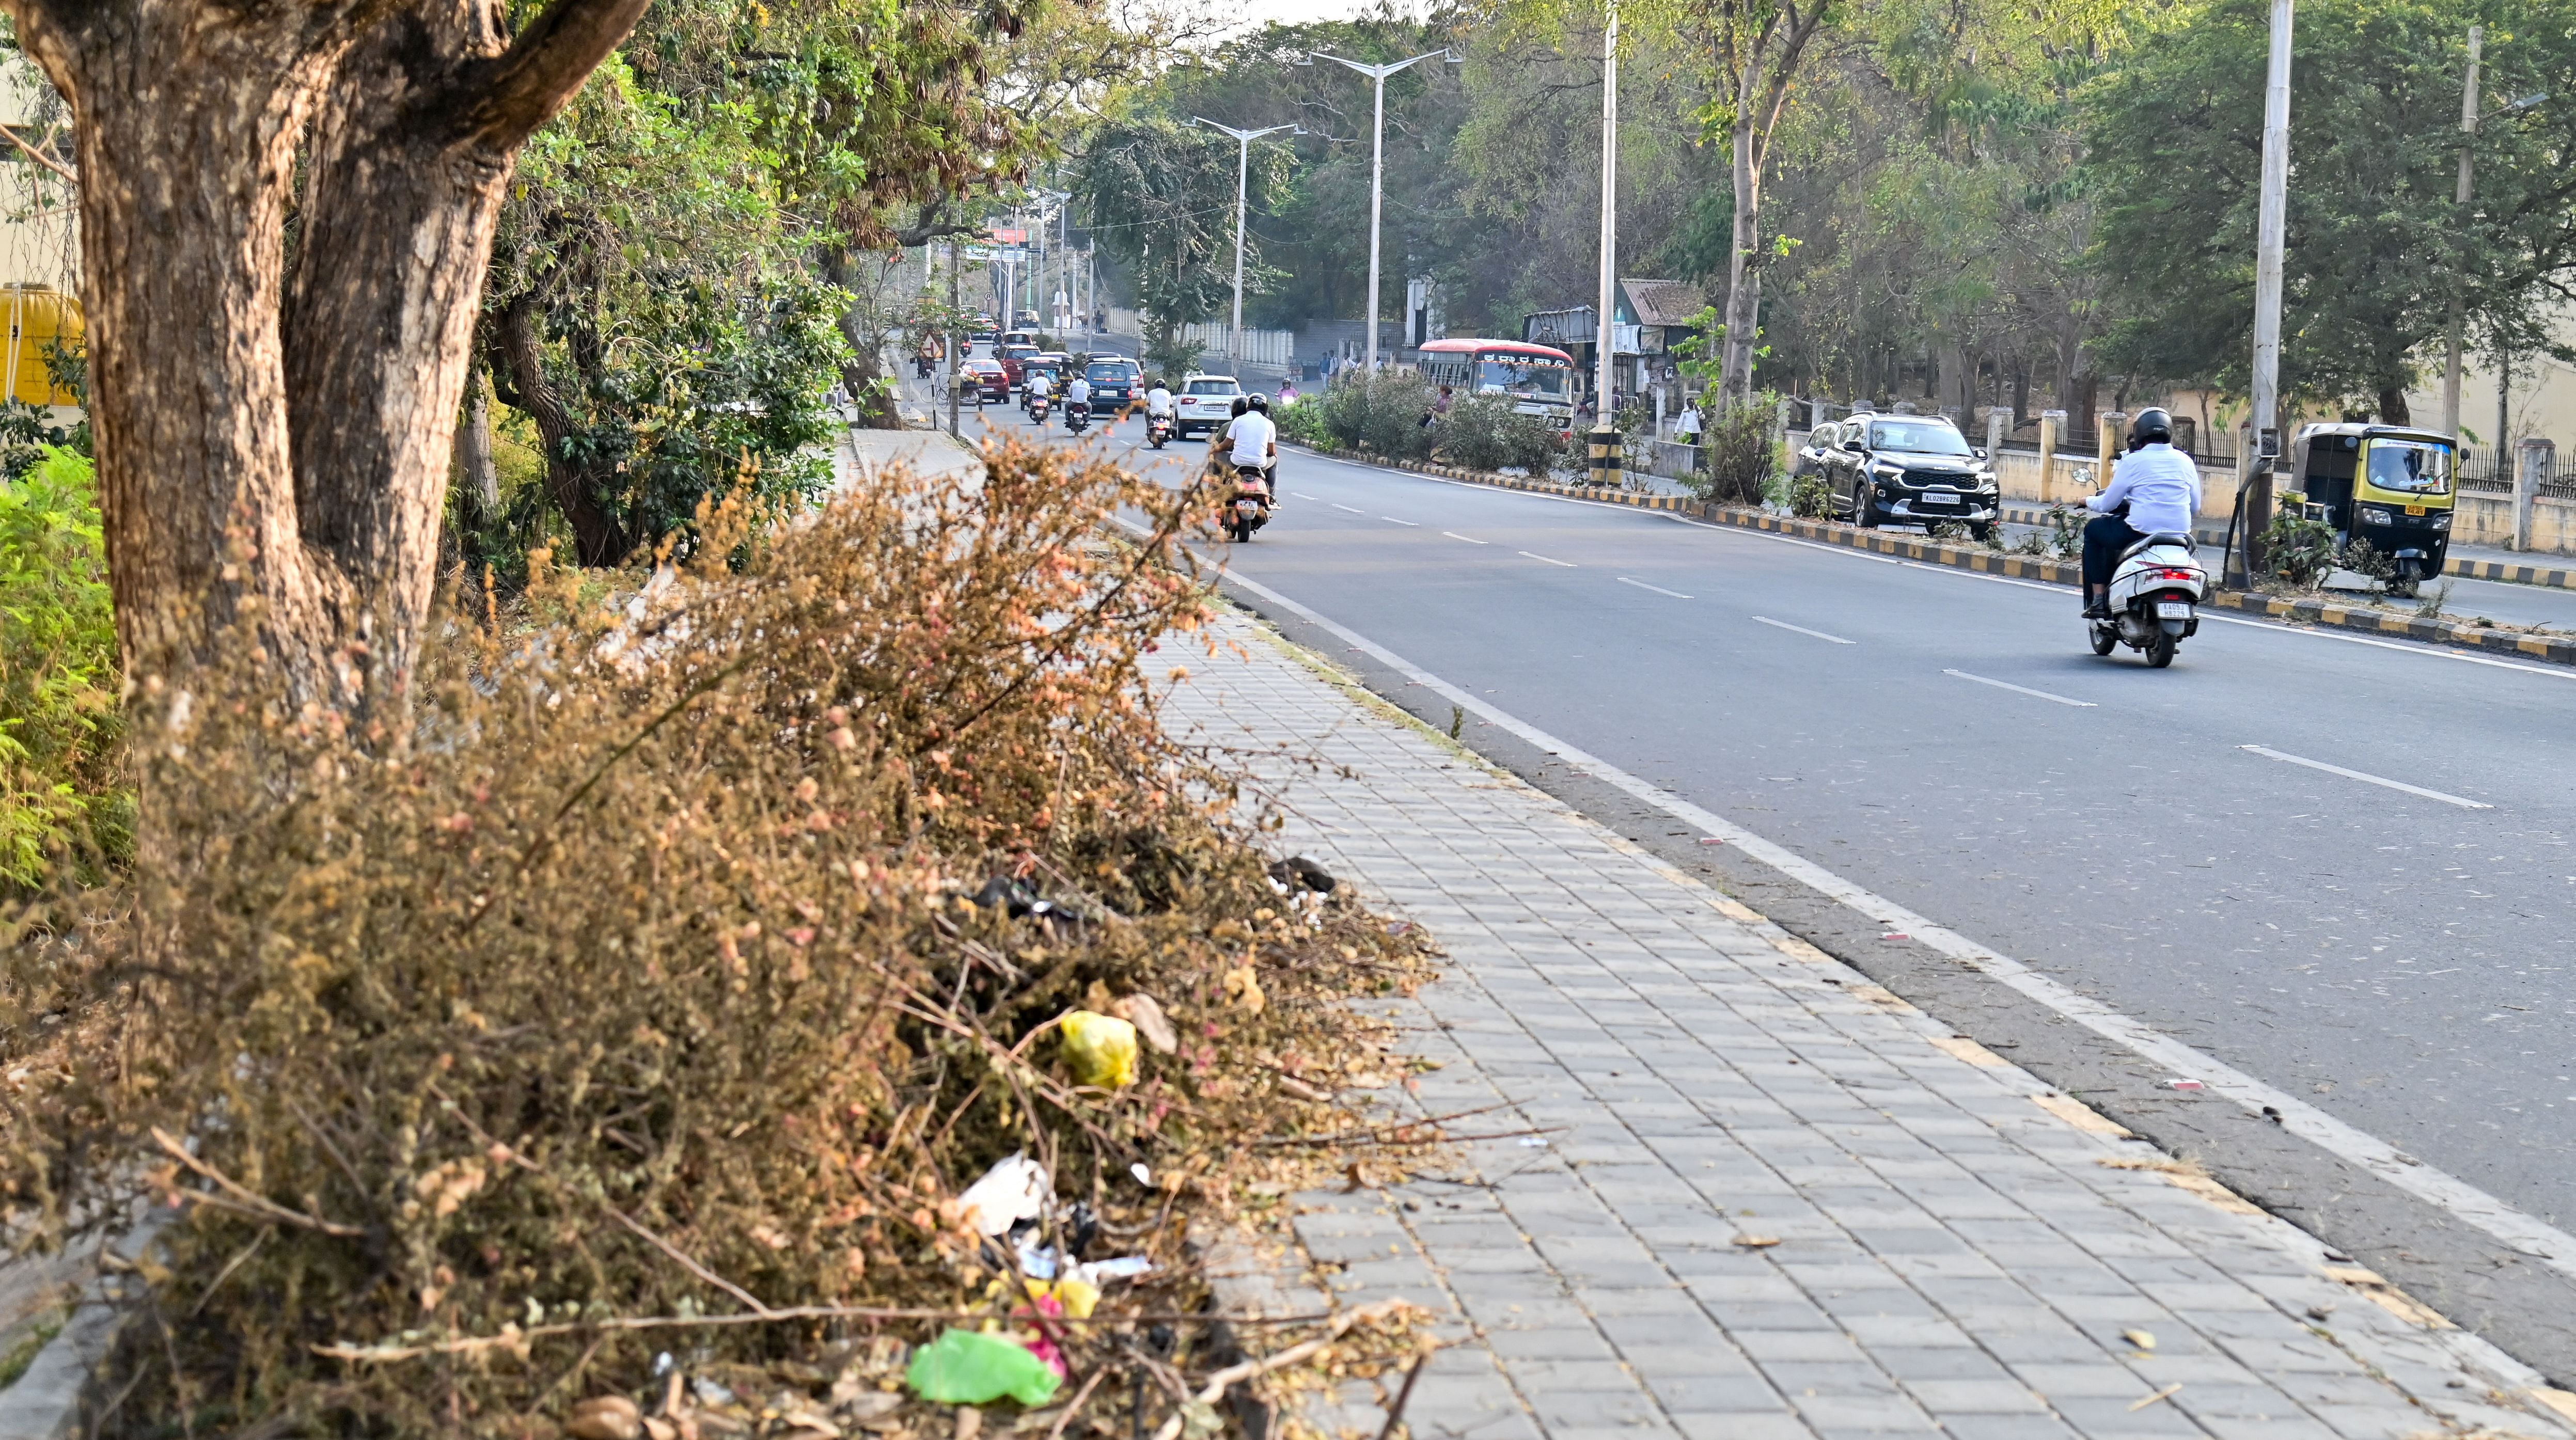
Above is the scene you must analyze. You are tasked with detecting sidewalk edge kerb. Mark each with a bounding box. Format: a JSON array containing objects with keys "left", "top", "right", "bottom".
[{"left": 1290, "top": 443, "right": 2576, "bottom": 668}]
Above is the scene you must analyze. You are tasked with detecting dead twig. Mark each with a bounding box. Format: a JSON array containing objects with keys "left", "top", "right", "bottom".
[
  {"left": 1148, "top": 1299, "right": 1416, "bottom": 1440},
  {"left": 1374, "top": 1338, "right": 1442, "bottom": 1440},
  {"left": 0, "top": 124, "right": 74, "bottom": 186},
  {"left": 150, "top": 1128, "right": 366, "bottom": 1238}
]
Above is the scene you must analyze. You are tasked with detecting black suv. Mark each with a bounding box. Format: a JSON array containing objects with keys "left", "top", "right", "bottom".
[
  {"left": 1085, "top": 356, "right": 1142, "bottom": 412},
  {"left": 1811, "top": 414, "right": 2001, "bottom": 539}
]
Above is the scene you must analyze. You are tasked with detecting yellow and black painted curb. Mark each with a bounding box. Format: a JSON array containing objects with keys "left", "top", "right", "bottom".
[{"left": 1292, "top": 444, "right": 2576, "bottom": 667}]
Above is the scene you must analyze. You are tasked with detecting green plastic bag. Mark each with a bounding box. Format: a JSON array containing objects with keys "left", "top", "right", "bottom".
[{"left": 905, "top": 1328, "right": 1062, "bottom": 1406}]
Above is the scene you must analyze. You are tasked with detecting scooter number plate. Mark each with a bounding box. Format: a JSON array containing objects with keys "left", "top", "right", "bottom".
[
  {"left": 1235, "top": 499, "right": 1261, "bottom": 515},
  {"left": 2156, "top": 601, "right": 2192, "bottom": 619}
]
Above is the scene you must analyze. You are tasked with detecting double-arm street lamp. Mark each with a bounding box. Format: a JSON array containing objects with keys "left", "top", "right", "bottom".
[
  {"left": 1192, "top": 118, "right": 1305, "bottom": 370},
  {"left": 1304, "top": 49, "right": 1460, "bottom": 374}
]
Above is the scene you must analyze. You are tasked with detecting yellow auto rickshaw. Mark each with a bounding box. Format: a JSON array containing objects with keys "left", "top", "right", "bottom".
[{"left": 2286, "top": 423, "right": 2456, "bottom": 596}]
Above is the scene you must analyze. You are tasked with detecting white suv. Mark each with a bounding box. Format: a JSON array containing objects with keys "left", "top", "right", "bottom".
[{"left": 1174, "top": 374, "right": 1243, "bottom": 438}]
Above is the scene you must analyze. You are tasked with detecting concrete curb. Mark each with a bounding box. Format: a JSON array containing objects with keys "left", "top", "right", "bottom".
[{"left": 1297, "top": 443, "right": 2576, "bottom": 668}]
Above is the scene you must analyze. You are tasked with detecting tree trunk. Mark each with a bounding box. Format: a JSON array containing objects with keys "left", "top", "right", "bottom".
[
  {"left": 13, "top": 4, "right": 356, "bottom": 701},
  {"left": 2378, "top": 385, "right": 2410, "bottom": 425},
  {"left": 5, "top": 0, "right": 647, "bottom": 711},
  {"left": 458, "top": 370, "right": 499, "bottom": 513},
  {"left": 491, "top": 292, "right": 628, "bottom": 565},
  {"left": 1718, "top": 107, "right": 1762, "bottom": 410},
  {"left": 823, "top": 246, "right": 904, "bottom": 429}
]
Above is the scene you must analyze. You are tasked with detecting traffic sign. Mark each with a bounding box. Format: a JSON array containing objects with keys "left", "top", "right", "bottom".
[{"left": 990, "top": 228, "right": 1028, "bottom": 244}]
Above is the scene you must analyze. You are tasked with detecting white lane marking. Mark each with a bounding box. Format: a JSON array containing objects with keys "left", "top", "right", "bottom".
[
  {"left": 1383, "top": 516, "right": 1421, "bottom": 527},
  {"left": 1330, "top": 502, "right": 1365, "bottom": 514},
  {"left": 1206, "top": 561, "right": 2576, "bottom": 1294},
  {"left": 1617, "top": 577, "right": 1692, "bottom": 599},
  {"left": 2200, "top": 612, "right": 2576, "bottom": 681},
  {"left": 1943, "top": 669, "right": 2096, "bottom": 707},
  {"left": 1293, "top": 492, "right": 1322, "bottom": 501},
  {"left": 1752, "top": 615, "right": 1854, "bottom": 644},
  {"left": 2239, "top": 745, "right": 2494, "bottom": 810},
  {"left": 1443, "top": 531, "right": 1489, "bottom": 545},
  {"left": 1520, "top": 551, "right": 1578, "bottom": 567}
]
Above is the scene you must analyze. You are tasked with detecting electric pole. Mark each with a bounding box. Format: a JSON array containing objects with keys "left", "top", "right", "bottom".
[
  {"left": 2243, "top": 0, "right": 2293, "bottom": 579},
  {"left": 2441, "top": 26, "right": 2483, "bottom": 439},
  {"left": 1194, "top": 118, "right": 1303, "bottom": 371},
  {"left": 1590, "top": 5, "right": 1621, "bottom": 487},
  {"left": 1309, "top": 49, "right": 1460, "bottom": 373}
]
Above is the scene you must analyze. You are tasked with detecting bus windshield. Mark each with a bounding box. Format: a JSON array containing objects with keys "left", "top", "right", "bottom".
[
  {"left": 1475, "top": 357, "right": 1569, "bottom": 399},
  {"left": 2363, "top": 439, "right": 2453, "bottom": 496}
]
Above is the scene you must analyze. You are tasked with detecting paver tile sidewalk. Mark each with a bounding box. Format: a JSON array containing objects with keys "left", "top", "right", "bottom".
[{"left": 1161, "top": 613, "right": 2576, "bottom": 1440}]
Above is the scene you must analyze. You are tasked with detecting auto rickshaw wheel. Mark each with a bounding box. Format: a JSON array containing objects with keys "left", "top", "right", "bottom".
[
  {"left": 2390, "top": 558, "right": 2423, "bottom": 598},
  {"left": 2145, "top": 631, "right": 2177, "bottom": 668}
]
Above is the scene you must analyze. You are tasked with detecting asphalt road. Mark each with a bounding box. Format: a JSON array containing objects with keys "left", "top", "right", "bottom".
[{"left": 968, "top": 398, "right": 2576, "bottom": 1228}]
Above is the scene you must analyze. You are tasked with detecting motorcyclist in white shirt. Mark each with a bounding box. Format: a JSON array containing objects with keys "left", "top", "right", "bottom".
[
  {"left": 2081, "top": 408, "right": 2201, "bottom": 619},
  {"left": 1143, "top": 380, "right": 1174, "bottom": 419},
  {"left": 1064, "top": 373, "right": 1091, "bottom": 428},
  {"left": 1026, "top": 370, "right": 1053, "bottom": 410},
  {"left": 1228, "top": 394, "right": 1280, "bottom": 501}
]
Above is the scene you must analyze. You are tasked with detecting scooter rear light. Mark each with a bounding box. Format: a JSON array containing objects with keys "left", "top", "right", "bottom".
[{"left": 2156, "top": 568, "right": 2198, "bottom": 581}]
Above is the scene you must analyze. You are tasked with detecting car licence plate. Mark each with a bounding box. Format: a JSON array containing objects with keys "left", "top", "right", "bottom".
[
  {"left": 1922, "top": 490, "right": 1958, "bottom": 505},
  {"left": 2157, "top": 601, "right": 2192, "bottom": 619}
]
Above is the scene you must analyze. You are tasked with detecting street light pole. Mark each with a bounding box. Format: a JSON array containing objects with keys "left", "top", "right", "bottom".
[
  {"left": 2441, "top": 26, "right": 2483, "bottom": 439},
  {"left": 1310, "top": 49, "right": 1460, "bottom": 373},
  {"left": 1194, "top": 119, "right": 1303, "bottom": 371},
  {"left": 2243, "top": 0, "right": 2293, "bottom": 581},
  {"left": 1591, "top": 3, "right": 1620, "bottom": 488}
]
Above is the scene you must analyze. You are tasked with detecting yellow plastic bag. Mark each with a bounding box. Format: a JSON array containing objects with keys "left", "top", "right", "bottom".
[{"left": 1059, "top": 1010, "right": 1139, "bottom": 1088}]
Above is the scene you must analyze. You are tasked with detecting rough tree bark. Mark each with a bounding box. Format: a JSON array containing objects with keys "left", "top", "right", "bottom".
[
  {"left": 1712, "top": 0, "right": 1830, "bottom": 413},
  {"left": 1, "top": 0, "right": 647, "bottom": 713}
]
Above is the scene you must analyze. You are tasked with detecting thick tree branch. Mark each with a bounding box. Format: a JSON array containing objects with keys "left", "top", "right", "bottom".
[{"left": 457, "top": 0, "right": 653, "bottom": 149}]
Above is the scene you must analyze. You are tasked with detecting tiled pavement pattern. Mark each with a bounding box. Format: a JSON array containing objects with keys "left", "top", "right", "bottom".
[{"left": 1161, "top": 614, "right": 2576, "bottom": 1440}]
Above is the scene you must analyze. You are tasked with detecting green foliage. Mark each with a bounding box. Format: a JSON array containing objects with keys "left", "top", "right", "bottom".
[
  {"left": 476, "top": 59, "right": 851, "bottom": 572},
  {"left": 1787, "top": 471, "right": 1836, "bottom": 518},
  {"left": 1274, "top": 397, "right": 1331, "bottom": 449},
  {"left": 2264, "top": 508, "right": 2343, "bottom": 588},
  {"left": 1692, "top": 393, "right": 1783, "bottom": 508},
  {"left": 0, "top": 447, "right": 123, "bottom": 886},
  {"left": 2087, "top": 0, "right": 2576, "bottom": 416},
  {"left": 1308, "top": 372, "right": 1439, "bottom": 460},
  {"left": 1077, "top": 113, "right": 1286, "bottom": 354},
  {"left": 1434, "top": 395, "right": 1563, "bottom": 472}
]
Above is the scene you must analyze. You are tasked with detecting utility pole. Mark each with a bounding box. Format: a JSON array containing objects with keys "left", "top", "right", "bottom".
[
  {"left": 2441, "top": 26, "right": 2483, "bottom": 439},
  {"left": 947, "top": 240, "right": 962, "bottom": 438},
  {"left": 1194, "top": 118, "right": 1303, "bottom": 371},
  {"left": 1309, "top": 49, "right": 1460, "bottom": 373},
  {"left": 2243, "top": 0, "right": 2294, "bottom": 580},
  {"left": 1589, "top": 5, "right": 1621, "bottom": 488}
]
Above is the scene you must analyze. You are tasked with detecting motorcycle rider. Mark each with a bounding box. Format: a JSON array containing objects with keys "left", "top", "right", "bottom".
[
  {"left": 1143, "top": 377, "right": 1174, "bottom": 428},
  {"left": 2082, "top": 407, "right": 2201, "bottom": 619},
  {"left": 1229, "top": 393, "right": 1280, "bottom": 501},
  {"left": 1064, "top": 371, "right": 1092, "bottom": 429},
  {"left": 1026, "top": 368, "right": 1053, "bottom": 418}
]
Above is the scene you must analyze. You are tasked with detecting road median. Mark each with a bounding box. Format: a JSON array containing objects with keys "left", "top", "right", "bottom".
[{"left": 1294, "top": 442, "right": 2576, "bottom": 668}]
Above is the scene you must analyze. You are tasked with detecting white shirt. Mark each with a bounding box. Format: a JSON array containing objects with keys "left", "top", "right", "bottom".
[
  {"left": 1066, "top": 377, "right": 1091, "bottom": 404},
  {"left": 1028, "top": 374, "right": 1051, "bottom": 396},
  {"left": 2088, "top": 442, "right": 2202, "bottom": 536},
  {"left": 1676, "top": 407, "right": 1702, "bottom": 436},
  {"left": 1145, "top": 387, "right": 1173, "bottom": 415},
  {"left": 1229, "top": 410, "right": 1277, "bottom": 467}
]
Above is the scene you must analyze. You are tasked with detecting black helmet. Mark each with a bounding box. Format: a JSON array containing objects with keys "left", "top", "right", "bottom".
[
  {"left": 1246, "top": 393, "right": 1269, "bottom": 413},
  {"left": 1231, "top": 397, "right": 1250, "bottom": 417},
  {"left": 2128, "top": 408, "right": 2174, "bottom": 449}
]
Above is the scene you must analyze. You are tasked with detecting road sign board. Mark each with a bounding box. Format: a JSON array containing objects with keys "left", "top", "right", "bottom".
[{"left": 990, "top": 228, "right": 1028, "bottom": 244}]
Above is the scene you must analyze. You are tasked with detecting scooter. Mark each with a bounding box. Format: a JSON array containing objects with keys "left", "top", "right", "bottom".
[
  {"left": 1029, "top": 393, "right": 1050, "bottom": 425},
  {"left": 1066, "top": 401, "right": 1090, "bottom": 435},
  {"left": 1224, "top": 466, "right": 1271, "bottom": 542},
  {"left": 1145, "top": 412, "right": 1173, "bottom": 449},
  {"left": 2090, "top": 530, "right": 2205, "bottom": 668}
]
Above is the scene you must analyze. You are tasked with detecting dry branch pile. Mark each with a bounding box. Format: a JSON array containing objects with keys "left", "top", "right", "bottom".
[{"left": 0, "top": 438, "right": 1438, "bottom": 1435}]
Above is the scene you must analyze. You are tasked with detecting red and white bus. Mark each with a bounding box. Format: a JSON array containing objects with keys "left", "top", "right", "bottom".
[{"left": 1417, "top": 339, "right": 1577, "bottom": 431}]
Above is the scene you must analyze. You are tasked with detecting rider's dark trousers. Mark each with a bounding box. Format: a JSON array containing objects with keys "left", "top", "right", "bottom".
[{"left": 2082, "top": 513, "right": 2145, "bottom": 592}]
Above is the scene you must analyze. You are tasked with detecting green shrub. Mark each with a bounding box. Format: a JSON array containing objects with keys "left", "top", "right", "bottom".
[
  {"left": 0, "top": 446, "right": 123, "bottom": 886},
  {"left": 1274, "top": 395, "right": 1330, "bottom": 449},
  {"left": 1434, "top": 395, "right": 1564, "bottom": 473},
  {"left": 1691, "top": 394, "right": 1780, "bottom": 507},
  {"left": 2264, "top": 509, "right": 2340, "bottom": 588},
  {"left": 1309, "top": 371, "right": 1437, "bottom": 460}
]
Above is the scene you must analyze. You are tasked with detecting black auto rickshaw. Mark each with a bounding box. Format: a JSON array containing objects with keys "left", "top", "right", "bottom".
[{"left": 2285, "top": 423, "right": 2457, "bottom": 596}]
